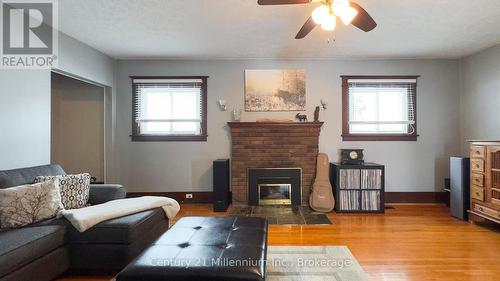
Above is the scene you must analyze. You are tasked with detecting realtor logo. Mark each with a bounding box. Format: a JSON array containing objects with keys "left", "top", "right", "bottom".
[{"left": 1, "top": 0, "right": 58, "bottom": 68}]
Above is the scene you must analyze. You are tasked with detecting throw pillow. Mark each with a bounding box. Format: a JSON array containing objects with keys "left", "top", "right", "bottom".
[
  {"left": 0, "top": 179, "right": 63, "bottom": 229},
  {"left": 35, "top": 173, "right": 91, "bottom": 209}
]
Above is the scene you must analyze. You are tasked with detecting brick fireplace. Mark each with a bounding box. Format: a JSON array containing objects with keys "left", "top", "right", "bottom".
[{"left": 228, "top": 122, "right": 323, "bottom": 206}]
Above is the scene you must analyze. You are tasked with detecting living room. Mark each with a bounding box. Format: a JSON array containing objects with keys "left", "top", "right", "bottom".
[{"left": 0, "top": 1, "right": 499, "bottom": 281}]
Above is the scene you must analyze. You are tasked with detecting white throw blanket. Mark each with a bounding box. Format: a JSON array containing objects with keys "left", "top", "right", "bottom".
[{"left": 60, "top": 196, "right": 180, "bottom": 232}]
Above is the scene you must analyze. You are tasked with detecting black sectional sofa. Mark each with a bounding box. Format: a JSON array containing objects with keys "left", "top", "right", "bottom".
[{"left": 0, "top": 164, "right": 169, "bottom": 281}]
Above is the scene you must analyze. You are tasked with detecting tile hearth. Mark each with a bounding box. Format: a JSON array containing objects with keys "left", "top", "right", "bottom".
[{"left": 229, "top": 205, "right": 332, "bottom": 225}]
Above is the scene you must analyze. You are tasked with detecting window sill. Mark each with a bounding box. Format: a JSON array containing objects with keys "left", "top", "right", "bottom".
[
  {"left": 342, "top": 134, "right": 418, "bottom": 141},
  {"left": 130, "top": 134, "right": 208, "bottom": 142}
]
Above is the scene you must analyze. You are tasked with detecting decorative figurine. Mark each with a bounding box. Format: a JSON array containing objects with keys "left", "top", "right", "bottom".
[
  {"left": 295, "top": 113, "right": 307, "bottom": 122},
  {"left": 314, "top": 106, "right": 320, "bottom": 122}
]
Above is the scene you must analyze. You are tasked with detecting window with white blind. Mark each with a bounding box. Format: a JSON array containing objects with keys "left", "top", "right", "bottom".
[
  {"left": 341, "top": 76, "right": 418, "bottom": 141},
  {"left": 131, "top": 76, "right": 208, "bottom": 141}
]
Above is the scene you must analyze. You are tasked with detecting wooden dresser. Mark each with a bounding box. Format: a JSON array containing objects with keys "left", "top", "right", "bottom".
[{"left": 468, "top": 141, "right": 500, "bottom": 224}]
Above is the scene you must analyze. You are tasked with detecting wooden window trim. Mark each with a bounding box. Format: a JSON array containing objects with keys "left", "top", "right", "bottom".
[
  {"left": 130, "top": 76, "right": 208, "bottom": 142},
  {"left": 341, "top": 75, "right": 419, "bottom": 142}
]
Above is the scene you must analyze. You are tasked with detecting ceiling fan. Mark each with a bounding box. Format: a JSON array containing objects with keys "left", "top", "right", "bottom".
[{"left": 257, "top": 0, "right": 377, "bottom": 39}]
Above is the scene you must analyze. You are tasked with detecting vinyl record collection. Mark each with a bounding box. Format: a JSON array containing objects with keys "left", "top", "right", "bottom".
[
  {"left": 339, "top": 190, "right": 360, "bottom": 210},
  {"left": 361, "top": 169, "right": 382, "bottom": 189},
  {"left": 362, "top": 191, "right": 381, "bottom": 210},
  {"left": 334, "top": 163, "right": 384, "bottom": 213},
  {"left": 339, "top": 169, "right": 360, "bottom": 189}
]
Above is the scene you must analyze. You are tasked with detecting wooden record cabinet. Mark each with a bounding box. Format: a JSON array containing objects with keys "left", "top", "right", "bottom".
[{"left": 468, "top": 141, "right": 500, "bottom": 224}]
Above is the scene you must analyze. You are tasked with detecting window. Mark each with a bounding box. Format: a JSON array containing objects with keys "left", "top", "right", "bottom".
[
  {"left": 341, "top": 76, "right": 418, "bottom": 141},
  {"left": 131, "top": 76, "right": 208, "bottom": 141}
]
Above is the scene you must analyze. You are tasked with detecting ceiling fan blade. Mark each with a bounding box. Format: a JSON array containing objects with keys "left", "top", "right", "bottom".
[
  {"left": 295, "top": 16, "right": 317, "bottom": 39},
  {"left": 349, "top": 2, "right": 377, "bottom": 32},
  {"left": 258, "top": 0, "right": 310, "bottom": 5}
]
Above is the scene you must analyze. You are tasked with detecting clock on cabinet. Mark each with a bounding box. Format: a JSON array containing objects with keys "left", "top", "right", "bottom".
[{"left": 341, "top": 149, "right": 364, "bottom": 165}]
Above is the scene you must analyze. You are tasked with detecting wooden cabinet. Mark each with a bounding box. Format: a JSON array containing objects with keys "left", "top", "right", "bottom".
[{"left": 469, "top": 141, "right": 500, "bottom": 224}]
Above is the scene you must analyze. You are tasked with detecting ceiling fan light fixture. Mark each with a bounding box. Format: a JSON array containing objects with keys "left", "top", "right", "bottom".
[
  {"left": 312, "top": 4, "right": 329, "bottom": 24},
  {"left": 340, "top": 6, "right": 358, "bottom": 25},
  {"left": 332, "top": 0, "right": 349, "bottom": 16},
  {"left": 258, "top": 0, "right": 376, "bottom": 39},
  {"left": 321, "top": 15, "right": 336, "bottom": 31}
]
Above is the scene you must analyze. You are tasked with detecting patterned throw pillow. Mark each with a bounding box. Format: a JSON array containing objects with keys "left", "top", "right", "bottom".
[
  {"left": 0, "top": 179, "right": 63, "bottom": 229},
  {"left": 35, "top": 173, "right": 91, "bottom": 209}
]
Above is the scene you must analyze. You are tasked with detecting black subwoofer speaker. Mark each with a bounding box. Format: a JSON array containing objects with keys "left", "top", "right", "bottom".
[
  {"left": 450, "top": 157, "right": 470, "bottom": 220},
  {"left": 213, "top": 159, "right": 230, "bottom": 212}
]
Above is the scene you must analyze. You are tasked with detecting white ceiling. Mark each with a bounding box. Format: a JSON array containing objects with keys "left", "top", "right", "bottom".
[{"left": 58, "top": 0, "right": 500, "bottom": 60}]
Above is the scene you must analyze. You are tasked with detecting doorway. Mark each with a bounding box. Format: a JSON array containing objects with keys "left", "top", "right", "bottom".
[{"left": 50, "top": 72, "right": 105, "bottom": 182}]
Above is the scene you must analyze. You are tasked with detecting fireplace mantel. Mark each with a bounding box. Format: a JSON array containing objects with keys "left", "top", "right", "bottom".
[{"left": 228, "top": 122, "right": 323, "bottom": 128}]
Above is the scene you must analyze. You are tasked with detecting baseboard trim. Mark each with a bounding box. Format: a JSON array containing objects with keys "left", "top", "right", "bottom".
[
  {"left": 127, "top": 192, "right": 213, "bottom": 204},
  {"left": 127, "top": 191, "right": 447, "bottom": 204},
  {"left": 385, "top": 192, "right": 447, "bottom": 204}
]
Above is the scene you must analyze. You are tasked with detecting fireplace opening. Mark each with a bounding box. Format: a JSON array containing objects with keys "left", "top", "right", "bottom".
[
  {"left": 258, "top": 184, "right": 292, "bottom": 205},
  {"left": 248, "top": 168, "right": 301, "bottom": 206}
]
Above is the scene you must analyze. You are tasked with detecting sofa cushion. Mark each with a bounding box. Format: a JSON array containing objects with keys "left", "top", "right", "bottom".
[
  {"left": 67, "top": 208, "right": 166, "bottom": 244},
  {"left": 0, "top": 225, "right": 66, "bottom": 277},
  {"left": 0, "top": 179, "right": 64, "bottom": 229},
  {"left": 0, "top": 165, "right": 65, "bottom": 189},
  {"left": 35, "top": 173, "right": 91, "bottom": 209}
]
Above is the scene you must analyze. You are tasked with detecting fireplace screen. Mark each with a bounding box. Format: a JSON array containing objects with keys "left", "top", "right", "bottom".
[{"left": 258, "top": 184, "right": 292, "bottom": 205}]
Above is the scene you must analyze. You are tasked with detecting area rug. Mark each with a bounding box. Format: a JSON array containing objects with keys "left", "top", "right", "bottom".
[
  {"left": 229, "top": 205, "right": 332, "bottom": 225},
  {"left": 267, "top": 246, "right": 368, "bottom": 281},
  {"left": 110, "top": 246, "right": 366, "bottom": 281}
]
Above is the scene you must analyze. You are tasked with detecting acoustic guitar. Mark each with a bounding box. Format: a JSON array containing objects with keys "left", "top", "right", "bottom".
[{"left": 309, "top": 153, "right": 335, "bottom": 212}]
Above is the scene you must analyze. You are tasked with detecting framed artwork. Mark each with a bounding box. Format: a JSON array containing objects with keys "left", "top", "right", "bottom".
[{"left": 245, "top": 69, "right": 306, "bottom": 111}]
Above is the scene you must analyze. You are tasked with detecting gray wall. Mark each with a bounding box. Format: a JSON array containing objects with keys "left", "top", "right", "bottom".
[
  {"left": 115, "top": 59, "right": 461, "bottom": 193},
  {"left": 51, "top": 74, "right": 105, "bottom": 181},
  {"left": 460, "top": 45, "right": 500, "bottom": 153},
  {"left": 0, "top": 33, "right": 115, "bottom": 170},
  {"left": 0, "top": 70, "right": 51, "bottom": 169},
  {"left": 58, "top": 33, "right": 115, "bottom": 87}
]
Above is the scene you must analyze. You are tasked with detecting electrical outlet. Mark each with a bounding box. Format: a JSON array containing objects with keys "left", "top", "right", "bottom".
[{"left": 186, "top": 193, "right": 193, "bottom": 199}]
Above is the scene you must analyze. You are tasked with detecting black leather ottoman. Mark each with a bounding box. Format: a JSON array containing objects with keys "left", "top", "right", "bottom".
[{"left": 116, "top": 216, "right": 268, "bottom": 281}]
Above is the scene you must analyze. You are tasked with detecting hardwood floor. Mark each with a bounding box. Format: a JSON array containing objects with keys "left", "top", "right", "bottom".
[{"left": 58, "top": 204, "right": 500, "bottom": 281}]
